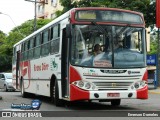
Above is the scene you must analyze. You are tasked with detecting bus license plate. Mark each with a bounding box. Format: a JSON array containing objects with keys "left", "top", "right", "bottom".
[{"left": 107, "top": 93, "right": 120, "bottom": 97}]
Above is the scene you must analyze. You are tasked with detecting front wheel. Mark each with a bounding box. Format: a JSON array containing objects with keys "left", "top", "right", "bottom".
[
  {"left": 111, "top": 99, "right": 121, "bottom": 106},
  {"left": 54, "top": 80, "right": 64, "bottom": 107}
]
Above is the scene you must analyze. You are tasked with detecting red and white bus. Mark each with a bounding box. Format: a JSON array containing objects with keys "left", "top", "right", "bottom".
[{"left": 12, "top": 7, "right": 148, "bottom": 106}]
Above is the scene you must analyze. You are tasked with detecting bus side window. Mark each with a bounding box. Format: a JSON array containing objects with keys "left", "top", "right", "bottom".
[
  {"left": 41, "top": 30, "right": 49, "bottom": 56},
  {"left": 21, "top": 43, "right": 24, "bottom": 61},
  {"left": 23, "top": 41, "right": 28, "bottom": 60},
  {"left": 28, "top": 38, "right": 34, "bottom": 59},
  {"left": 34, "top": 34, "right": 41, "bottom": 59},
  {"left": 50, "top": 24, "right": 60, "bottom": 54},
  {"left": 12, "top": 47, "right": 16, "bottom": 64}
]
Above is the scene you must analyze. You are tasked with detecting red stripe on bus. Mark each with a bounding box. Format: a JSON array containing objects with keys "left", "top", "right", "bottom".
[
  {"left": 136, "top": 86, "right": 148, "bottom": 99},
  {"left": 70, "top": 66, "right": 82, "bottom": 83},
  {"left": 70, "top": 84, "right": 89, "bottom": 101}
]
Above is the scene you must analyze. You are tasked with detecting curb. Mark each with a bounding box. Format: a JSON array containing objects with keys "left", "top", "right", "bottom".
[
  {"left": 149, "top": 87, "right": 160, "bottom": 94},
  {"left": 149, "top": 91, "right": 160, "bottom": 94}
]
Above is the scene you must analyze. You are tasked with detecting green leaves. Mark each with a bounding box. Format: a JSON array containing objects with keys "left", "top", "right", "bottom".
[{"left": 0, "top": 19, "right": 51, "bottom": 72}]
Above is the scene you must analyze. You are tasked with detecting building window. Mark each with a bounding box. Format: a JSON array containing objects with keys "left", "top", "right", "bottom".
[{"left": 51, "top": 0, "right": 57, "bottom": 7}]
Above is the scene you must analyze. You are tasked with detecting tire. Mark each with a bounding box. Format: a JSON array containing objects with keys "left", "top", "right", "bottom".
[
  {"left": 4, "top": 85, "right": 8, "bottom": 92},
  {"left": 54, "top": 80, "right": 64, "bottom": 107},
  {"left": 111, "top": 99, "right": 121, "bottom": 106},
  {"left": 50, "top": 81, "right": 55, "bottom": 103}
]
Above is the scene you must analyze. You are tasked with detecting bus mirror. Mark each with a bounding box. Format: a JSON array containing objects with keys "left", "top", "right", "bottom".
[{"left": 66, "top": 24, "right": 71, "bottom": 38}]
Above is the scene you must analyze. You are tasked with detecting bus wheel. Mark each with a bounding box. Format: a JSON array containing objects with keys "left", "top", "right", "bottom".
[
  {"left": 54, "top": 80, "right": 64, "bottom": 107},
  {"left": 21, "top": 79, "right": 28, "bottom": 98},
  {"left": 111, "top": 99, "right": 121, "bottom": 106}
]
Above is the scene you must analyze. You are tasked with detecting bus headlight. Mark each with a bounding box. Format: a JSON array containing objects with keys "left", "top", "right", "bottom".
[
  {"left": 78, "top": 81, "right": 84, "bottom": 87},
  {"left": 85, "top": 82, "right": 91, "bottom": 89},
  {"left": 134, "top": 82, "right": 139, "bottom": 89},
  {"left": 140, "top": 81, "right": 145, "bottom": 87},
  {"left": 72, "top": 81, "right": 97, "bottom": 90}
]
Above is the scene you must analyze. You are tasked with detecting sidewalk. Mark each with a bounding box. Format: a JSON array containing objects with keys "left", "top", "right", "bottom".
[{"left": 149, "top": 87, "right": 160, "bottom": 94}]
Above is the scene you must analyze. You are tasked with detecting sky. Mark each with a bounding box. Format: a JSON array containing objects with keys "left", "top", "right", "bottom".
[{"left": 0, "top": 0, "right": 34, "bottom": 34}]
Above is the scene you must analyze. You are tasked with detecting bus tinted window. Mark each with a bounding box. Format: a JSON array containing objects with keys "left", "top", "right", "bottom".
[
  {"left": 41, "top": 30, "right": 49, "bottom": 56},
  {"left": 34, "top": 34, "right": 41, "bottom": 58},
  {"left": 42, "top": 30, "right": 49, "bottom": 43},
  {"left": 35, "top": 34, "right": 41, "bottom": 46},
  {"left": 23, "top": 41, "right": 28, "bottom": 60},
  {"left": 50, "top": 40, "right": 59, "bottom": 54},
  {"left": 28, "top": 38, "right": 34, "bottom": 59},
  {"left": 53, "top": 25, "right": 59, "bottom": 38},
  {"left": 50, "top": 24, "right": 60, "bottom": 54}
]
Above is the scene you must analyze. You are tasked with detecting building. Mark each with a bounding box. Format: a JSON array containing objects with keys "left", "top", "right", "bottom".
[{"left": 37, "top": 0, "right": 63, "bottom": 19}]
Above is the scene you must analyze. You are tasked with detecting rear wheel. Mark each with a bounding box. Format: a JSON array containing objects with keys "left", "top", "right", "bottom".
[{"left": 111, "top": 99, "right": 121, "bottom": 106}]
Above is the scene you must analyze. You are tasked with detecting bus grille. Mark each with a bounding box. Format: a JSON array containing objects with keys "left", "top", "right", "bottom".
[{"left": 84, "top": 75, "right": 141, "bottom": 90}]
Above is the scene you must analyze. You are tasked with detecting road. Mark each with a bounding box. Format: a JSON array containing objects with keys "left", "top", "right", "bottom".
[{"left": 0, "top": 88, "right": 160, "bottom": 113}]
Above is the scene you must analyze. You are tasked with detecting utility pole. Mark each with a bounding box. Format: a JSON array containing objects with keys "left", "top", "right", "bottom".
[{"left": 25, "top": 0, "right": 44, "bottom": 31}]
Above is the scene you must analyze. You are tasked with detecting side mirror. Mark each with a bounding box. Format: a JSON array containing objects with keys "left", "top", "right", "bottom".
[{"left": 66, "top": 24, "right": 71, "bottom": 38}]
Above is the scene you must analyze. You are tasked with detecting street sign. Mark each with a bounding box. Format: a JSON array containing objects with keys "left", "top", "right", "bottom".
[{"left": 147, "top": 54, "right": 157, "bottom": 65}]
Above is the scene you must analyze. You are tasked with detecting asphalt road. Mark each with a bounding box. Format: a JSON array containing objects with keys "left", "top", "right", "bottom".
[
  {"left": 0, "top": 88, "right": 160, "bottom": 112},
  {"left": 0, "top": 89, "right": 160, "bottom": 119}
]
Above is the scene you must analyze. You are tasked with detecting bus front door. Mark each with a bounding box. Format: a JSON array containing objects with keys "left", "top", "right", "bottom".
[
  {"left": 61, "top": 28, "right": 69, "bottom": 98},
  {"left": 16, "top": 51, "right": 20, "bottom": 89}
]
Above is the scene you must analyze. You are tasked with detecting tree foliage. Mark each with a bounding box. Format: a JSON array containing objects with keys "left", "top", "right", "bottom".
[
  {"left": 59, "top": 0, "right": 155, "bottom": 27},
  {"left": 0, "top": 19, "right": 52, "bottom": 72}
]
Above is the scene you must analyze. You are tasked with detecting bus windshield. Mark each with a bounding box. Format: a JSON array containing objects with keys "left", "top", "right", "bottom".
[{"left": 71, "top": 24, "right": 146, "bottom": 68}]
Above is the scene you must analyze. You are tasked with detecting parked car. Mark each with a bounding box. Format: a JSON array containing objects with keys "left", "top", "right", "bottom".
[{"left": 0, "top": 73, "right": 15, "bottom": 92}]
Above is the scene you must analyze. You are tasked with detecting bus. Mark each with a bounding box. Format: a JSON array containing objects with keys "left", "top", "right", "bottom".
[{"left": 12, "top": 7, "right": 148, "bottom": 106}]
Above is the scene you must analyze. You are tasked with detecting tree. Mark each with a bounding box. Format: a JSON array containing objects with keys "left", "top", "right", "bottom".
[
  {"left": 0, "top": 19, "right": 52, "bottom": 72},
  {"left": 59, "top": 0, "right": 155, "bottom": 27},
  {"left": 0, "top": 30, "right": 6, "bottom": 45}
]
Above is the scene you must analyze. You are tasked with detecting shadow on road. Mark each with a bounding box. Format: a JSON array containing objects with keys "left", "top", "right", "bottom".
[{"left": 14, "top": 93, "right": 137, "bottom": 111}]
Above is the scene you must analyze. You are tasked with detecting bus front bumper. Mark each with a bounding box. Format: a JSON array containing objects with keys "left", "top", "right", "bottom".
[{"left": 70, "top": 84, "right": 148, "bottom": 101}]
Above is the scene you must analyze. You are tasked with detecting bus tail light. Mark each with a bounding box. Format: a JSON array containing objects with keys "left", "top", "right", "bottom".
[{"left": 70, "top": 66, "right": 82, "bottom": 83}]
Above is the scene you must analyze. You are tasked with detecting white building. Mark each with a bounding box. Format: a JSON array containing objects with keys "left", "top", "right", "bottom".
[{"left": 37, "top": 0, "right": 63, "bottom": 19}]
